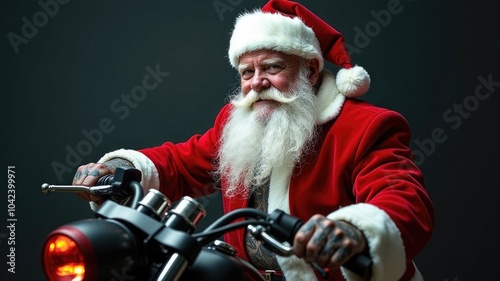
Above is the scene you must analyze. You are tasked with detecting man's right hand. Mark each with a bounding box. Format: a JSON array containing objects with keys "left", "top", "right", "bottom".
[{"left": 72, "top": 158, "right": 134, "bottom": 203}]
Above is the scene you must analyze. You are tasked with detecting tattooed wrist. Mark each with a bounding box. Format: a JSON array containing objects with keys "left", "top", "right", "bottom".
[{"left": 103, "top": 158, "right": 134, "bottom": 171}]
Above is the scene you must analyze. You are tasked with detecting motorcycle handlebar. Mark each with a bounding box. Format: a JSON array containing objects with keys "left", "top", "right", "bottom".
[
  {"left": 41, "top": 166, "right": 143, "bottom": 208},
  {"left": 41, "top": 167, "right": 372, "bottom": 280},
  {"left": 194, "top": 208, "right": 372, "bottom": 279}
]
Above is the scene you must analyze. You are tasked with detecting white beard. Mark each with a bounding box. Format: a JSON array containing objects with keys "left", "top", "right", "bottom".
[{"left": 215, "top": 68, "right": 318, "bottom": 199}]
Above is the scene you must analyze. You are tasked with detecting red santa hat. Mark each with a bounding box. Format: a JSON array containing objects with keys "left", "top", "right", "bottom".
[{"left": 228, "top": 0, "right": 370, "bottom": 98}]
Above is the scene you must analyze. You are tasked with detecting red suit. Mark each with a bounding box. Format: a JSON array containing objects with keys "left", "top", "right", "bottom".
[{"left": 98, "top": 71, "right": 434, "bottom": 281}]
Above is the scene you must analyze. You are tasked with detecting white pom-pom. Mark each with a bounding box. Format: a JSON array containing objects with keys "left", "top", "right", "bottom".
[{"left": 336, "top": 65, "right": 371, "bottom": 98}]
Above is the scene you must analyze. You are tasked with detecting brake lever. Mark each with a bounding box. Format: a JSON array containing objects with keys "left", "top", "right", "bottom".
[
  {"left": 247, "top": 224, "right": 294, "bottom": 256},
  {"left": 247, "top": 224, "right": 330, "bottom": 279}
]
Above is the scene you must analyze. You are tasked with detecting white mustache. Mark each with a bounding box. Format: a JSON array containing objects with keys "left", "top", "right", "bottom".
[{"left": 231, "top": 88, "right": 298, "bottom": 108}]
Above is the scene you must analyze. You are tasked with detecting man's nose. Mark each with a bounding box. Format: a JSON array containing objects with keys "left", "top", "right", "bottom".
[{"left": 250, "top": 72, "right": 271, "bottom": 92}]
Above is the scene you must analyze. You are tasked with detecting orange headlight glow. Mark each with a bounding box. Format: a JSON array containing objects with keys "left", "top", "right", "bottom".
[{"left": 43, "top": 234, "right": 85, "bottom": 281}]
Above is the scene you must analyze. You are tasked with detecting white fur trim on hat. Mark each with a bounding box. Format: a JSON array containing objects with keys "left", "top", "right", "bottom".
[
  {"left": 228, "top": 10, "right": 324, "bottom": 70},
  {"left": 336, "top": 65, "right": 371, "bottom": 98},
  {"left": 327, "top": 203, "right": 406, "bottom": 281}
]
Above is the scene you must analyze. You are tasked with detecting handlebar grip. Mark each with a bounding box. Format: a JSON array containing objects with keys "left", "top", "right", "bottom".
[
  {"left": 268, "top": 210, "right": 372, "bottom": 279},
  {"left": 96, "top": 174, "right": 114, "bottom": 186},
  {"left": 343, "top": 253, "right": 372, "bottom": 280}
]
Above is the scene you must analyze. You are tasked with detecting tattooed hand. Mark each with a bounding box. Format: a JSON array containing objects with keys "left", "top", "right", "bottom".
[
  {"left": 293, "top": 214, "right": 367, "bottom": 272},
  {"left": 72, "top": 158, "right": 134, "bottom": 203}
]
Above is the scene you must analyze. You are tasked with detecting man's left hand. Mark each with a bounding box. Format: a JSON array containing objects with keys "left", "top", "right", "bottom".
[{"left": 293, "top": 214, "right": 367, "bottom": 271}]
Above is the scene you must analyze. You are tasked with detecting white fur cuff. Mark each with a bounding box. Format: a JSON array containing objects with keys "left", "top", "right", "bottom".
[
  {"left": 327, "top": 203, "right": 406, "bottom": 281},
  {"left": 98, "top": 149, "right": 160, "bottom": 191}
]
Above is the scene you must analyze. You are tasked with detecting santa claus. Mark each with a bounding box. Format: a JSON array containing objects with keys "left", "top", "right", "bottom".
[{"left": 73, "top": 1, "right": 434, "bottom": 280}]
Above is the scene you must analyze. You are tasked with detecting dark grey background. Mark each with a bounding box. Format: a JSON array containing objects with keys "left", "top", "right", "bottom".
[{"left": 2, "top": 0, "right": 499, "bottom": 280}]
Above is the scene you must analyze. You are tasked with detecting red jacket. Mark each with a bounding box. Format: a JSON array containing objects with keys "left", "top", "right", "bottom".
[{"left": 99, "top": 71, "right": 434, "bottom": 281}]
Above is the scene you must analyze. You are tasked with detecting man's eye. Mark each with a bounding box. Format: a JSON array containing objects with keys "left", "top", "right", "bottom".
[
  {"left": 241, "top": 69, "right": 254, "bottom": 78},
  {"left": 267, "top": 65, "right": 282, "bottom": 72}
]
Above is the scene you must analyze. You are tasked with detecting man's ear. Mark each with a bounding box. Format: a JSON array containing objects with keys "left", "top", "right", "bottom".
[{"left": 307, "top": 58, "right": 320, "bottom": 85}]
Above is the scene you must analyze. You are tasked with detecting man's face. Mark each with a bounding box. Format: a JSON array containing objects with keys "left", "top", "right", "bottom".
[
  {"left": 216, "top": 51, "right": 319, "bottom": 198},
  {"left": 237, "top": 50, "right": 310, "bottom": 121}
]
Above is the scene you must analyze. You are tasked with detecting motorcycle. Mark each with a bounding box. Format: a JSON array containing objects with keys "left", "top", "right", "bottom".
[{"left": 40, "top": 166, "right": 372, "bottom": 281}]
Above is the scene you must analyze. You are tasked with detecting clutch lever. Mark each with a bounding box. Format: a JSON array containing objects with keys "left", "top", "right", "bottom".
[
  {"left": 41, "top": 167, "right": 143, "bottom": 205},
  {"left": 41, "top": 183, "right": 114, "bottom": 196}
]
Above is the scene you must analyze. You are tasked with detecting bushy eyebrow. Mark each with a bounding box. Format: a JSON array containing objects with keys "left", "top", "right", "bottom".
[
  {"left": 238, "top": 63, "right": 251, "bottom": 72},
  {"left": 237, "top": 57, "right": 286, "bottom": 72},
  {"left": 261, "top": 57, "right": 286, "bottom": 66}
]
